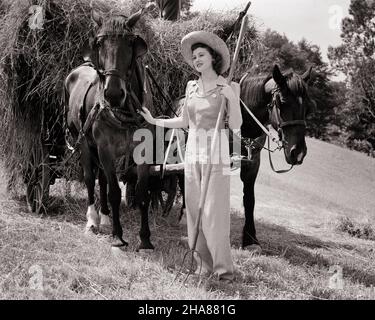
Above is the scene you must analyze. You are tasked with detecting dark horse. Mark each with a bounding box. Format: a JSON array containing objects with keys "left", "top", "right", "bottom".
[
  {"left": 64, "top": 9, "right": 155, "bottom": 250},
  {"left": 238, "top": 65, "right": 316, "bottom": 250}
]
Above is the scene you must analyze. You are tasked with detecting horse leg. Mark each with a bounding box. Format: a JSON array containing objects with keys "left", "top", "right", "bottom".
[
  {"left": 162, "top": 176, "right": 177, "bottom": 217},
  {"left": 98, "top": 168, "right": 111, "bottom": 234},
  {"left": 98, "top": 147, "right": 127, "bottom": 247},
  {"left": 150, "top": 188, "right": 159, "bottom": 214},
  {"left": 240, "top": 135, "right": 266, "bottom": 250},
  {"left": 81, "top": 143, "right": 99, "bottom": 234},
  {"left": 241, "top": 173, "right": 260, "bottom": 248},
  {"left": 136, "top": 164, "right": 154, "bottom": 251}
]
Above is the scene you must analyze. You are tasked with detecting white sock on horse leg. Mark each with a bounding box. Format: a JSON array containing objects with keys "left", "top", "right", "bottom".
[
  {"left": 99, "top": 211, "right": 111, "bottom": 226},
  {"left": 86, "top": 204, "right": 99, "bottom": 229}
]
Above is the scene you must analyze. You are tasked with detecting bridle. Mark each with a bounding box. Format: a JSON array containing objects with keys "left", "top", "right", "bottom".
[
  {"left": 268, "top": 87, "right": 307, "bottom": 146},
  {"left": 262, "top": 86, "right": 308, "bottom": 173},
  {"left": 93, "top": 31, "right": 138, "bottom": 85},
  {"left": 91, "top": 30, "right": 146, "bottom": 126}
]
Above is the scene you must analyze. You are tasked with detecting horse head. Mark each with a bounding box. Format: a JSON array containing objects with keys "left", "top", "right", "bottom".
[
  {"left": 267, "top": 65, "right": 316, "bottom": 165},
  {"left": 83, "top": 9, "right": 148, "bottom": 109}
]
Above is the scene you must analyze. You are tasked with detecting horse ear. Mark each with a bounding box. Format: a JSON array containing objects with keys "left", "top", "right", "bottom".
[
  {"left": 126, "top": 2, "right": 156, "bottom": 29},
  {"left": 91, "top": 9, "right": 102, "bottom": 28},
  {"left": 134, "top": 36, "right": 148, "bottom": 58},
  {"left": 126, "top": 9, "right": 142, "bottom": 29},
  {"left": 272, "top": 65, "right": 286, "bottom": 87}
]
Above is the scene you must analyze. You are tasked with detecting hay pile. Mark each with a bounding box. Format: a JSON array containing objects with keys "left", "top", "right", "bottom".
[{"left": 0, "top": 0, "right": 259, "bottom": 191}]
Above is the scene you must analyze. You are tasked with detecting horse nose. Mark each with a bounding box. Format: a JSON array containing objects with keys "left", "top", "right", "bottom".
[
  {"left": 104, "top": 87, "right": 125, "bottom": 102},
  {"left": 104, "top": 76, "right": 126, "bottom": 106},
  {"left": 290, "top": 145, "right": 305, "bottom": 165}
]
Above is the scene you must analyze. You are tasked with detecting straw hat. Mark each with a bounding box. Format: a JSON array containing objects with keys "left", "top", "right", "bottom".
[{"left": 181, "top": 31, "right": 230, "bottom": 74}]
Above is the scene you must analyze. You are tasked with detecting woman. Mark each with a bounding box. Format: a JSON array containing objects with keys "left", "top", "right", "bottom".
[{"left": 140, "top": 31, "right": 242, "bottom": 282}]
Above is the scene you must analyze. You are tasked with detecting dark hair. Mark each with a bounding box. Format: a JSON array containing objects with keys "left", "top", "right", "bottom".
[{"left": 191, "top": 43, "right": 223, "bottom": 75}]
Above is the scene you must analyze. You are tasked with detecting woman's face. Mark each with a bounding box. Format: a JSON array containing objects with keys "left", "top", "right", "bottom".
[{"left": 192, "top": 47, "right": 214, "bottom": 73}]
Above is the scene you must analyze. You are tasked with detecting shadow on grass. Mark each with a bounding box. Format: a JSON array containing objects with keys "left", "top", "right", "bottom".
[
  {"left": 230, "top": 213, "right": 375, "bottom": 289},
  {"left": 13, "top": 193, "right": 375, "bottom": 297}
]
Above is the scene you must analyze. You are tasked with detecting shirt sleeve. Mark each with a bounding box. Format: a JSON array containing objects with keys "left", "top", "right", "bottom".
[
  {"left": 155, "top": 81, "right": 190, "bottom": 129},
  {"left": 227, "top": 81, "right": 243, "bottom": 130}
]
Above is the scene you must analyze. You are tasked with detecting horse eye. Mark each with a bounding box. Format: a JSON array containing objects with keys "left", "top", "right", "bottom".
[{"left": 96, "top": 39, "right": 103, "bottom": 48}]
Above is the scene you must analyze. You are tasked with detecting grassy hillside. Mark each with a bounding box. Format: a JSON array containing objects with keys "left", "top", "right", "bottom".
[
  {"left": 230, "top": 136, "right": 374, "bottom": 232},
  {"left": 0, "top": 137, "right": 374, "bottom": 300}
]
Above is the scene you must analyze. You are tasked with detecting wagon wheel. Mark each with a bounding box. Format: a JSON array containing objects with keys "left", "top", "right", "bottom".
[{"left": 26, "top": 140, "right": 51, "bottom": 214}]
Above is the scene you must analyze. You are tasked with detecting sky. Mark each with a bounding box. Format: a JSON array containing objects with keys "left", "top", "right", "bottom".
[{"left": 191, "top": 0, "right": 351, "bottom": 64}]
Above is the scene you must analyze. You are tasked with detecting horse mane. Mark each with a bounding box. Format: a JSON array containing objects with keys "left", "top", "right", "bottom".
[
  {"left": 241, "top": 74, "right": 272, "bottom": 109},
  {"left": 242, "top": 69, "right": 310, "bottom": 107},
  {"left": 99, "top": 15, "right": 132, "bottom": 35},
  {"left": 283, "top": 70, "right": 308, "bottom": 97}
]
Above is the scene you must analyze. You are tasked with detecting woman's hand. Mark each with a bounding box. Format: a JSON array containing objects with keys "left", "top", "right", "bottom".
[
  {"left": 220, "top": 84, "right": 237, "bottom": 102},
  {"left": 138, "top": 107, "right": 155, "bottom": 125},
  {"left": 230, "top": 153, "right": 243, "bottom": 171}
]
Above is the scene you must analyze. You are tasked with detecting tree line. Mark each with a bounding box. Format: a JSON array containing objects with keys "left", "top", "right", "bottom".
[
  {"left": 182, "top": 0, "right": 374, "bottom": 156},
  {"left": 247, "top": 0, "right": 374, "bottom": 157}
]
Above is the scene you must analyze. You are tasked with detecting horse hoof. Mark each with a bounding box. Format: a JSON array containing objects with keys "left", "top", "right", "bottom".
[
  {"left": 137, "top": 242, "right": 155, "bottom": 252},
  {"left": 111, "top": 237, "right": 128, "bottom": 248},
  {"left": 243, "top": 244, "right": 262, "bottom": 254},
  {"left": 85, "top": 225, "right": 98, "bottom": 235},
  {"left": 138, "top": 248, "right": 154, "bottom": 254},
  {"left": 111, "top": 246, "right": 127, "bottom": 256}
]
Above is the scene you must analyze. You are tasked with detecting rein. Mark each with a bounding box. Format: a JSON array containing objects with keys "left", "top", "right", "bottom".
[
  {"left": 267, "top": 135, "right": 293, "bottom": 173},
  {"left": 239, "top": 84, "right": 309, "bottom": 173},
  {"left": 268, "top": 87, "right": 307, "bottom": 134}
]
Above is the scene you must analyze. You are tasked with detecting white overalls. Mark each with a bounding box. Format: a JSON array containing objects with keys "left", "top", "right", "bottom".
[
  {"left": 156, "top": 76, "right": 242, "bottom": 280},
  {"left": 183, "top": 76, "right": 242, "bottom": 280}
]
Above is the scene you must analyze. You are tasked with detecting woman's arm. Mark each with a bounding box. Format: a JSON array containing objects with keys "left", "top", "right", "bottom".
[
  {"left": 154, "top": 98, "right": 189, "bottom": 128},
  {"left": 227, "top": 82, "right": 243, "bottom": 130},
  {"left": 140, "top": 81, "right": 191, "bottom": 129}
]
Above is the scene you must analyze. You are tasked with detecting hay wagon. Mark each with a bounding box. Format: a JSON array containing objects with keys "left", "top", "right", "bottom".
[
  {"left": 0, "top": 0, "right": 255, "bottom": 215},
  {"left": 22, "top": 107, "right": 69, "bottom": 214}
]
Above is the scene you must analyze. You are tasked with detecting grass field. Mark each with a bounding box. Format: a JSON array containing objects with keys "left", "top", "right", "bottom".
[{"left": 0, "top": 137, "right": 374, "bottom": 300}]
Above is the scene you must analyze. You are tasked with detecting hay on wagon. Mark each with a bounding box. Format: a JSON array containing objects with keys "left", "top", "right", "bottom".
[{"left": 0, "top": 0, "right": 259, "bottom": 193}]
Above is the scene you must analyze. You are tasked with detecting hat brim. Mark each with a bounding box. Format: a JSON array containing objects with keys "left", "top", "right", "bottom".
[{"left": 181, "top": 31, "right": 230, "bottom": 74}]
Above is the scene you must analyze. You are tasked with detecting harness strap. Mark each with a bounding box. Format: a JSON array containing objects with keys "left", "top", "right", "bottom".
[
  {"left": 82, "top": 103, "right": 101, "bottom": 134},
  {"left": 267, "top": 135, "right": 293, "bottom": 174},
  {"left": 128, "top": 89, "right": 146, "bottom": 127},
  {"left": 280, "top": 120, "right": 307, "bottom": 128},
  {"left": 240, "top": 98, "right": 280, "bottom": 143}
]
